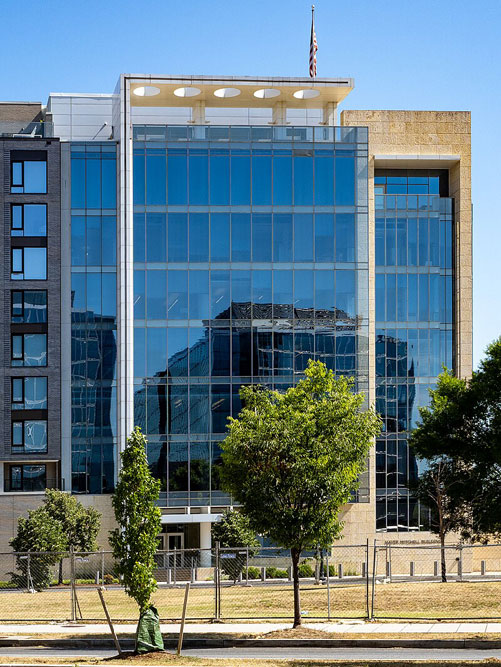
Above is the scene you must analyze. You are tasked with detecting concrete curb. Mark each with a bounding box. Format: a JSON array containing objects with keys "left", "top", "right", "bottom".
[{"left": 1, "top": 637, "right": 501, "bottom": 650}]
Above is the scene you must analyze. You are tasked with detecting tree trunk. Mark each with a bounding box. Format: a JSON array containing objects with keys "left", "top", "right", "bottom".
[
  {"left": 58, "top": 558, "right": 63, "bottom": 585},
  {"left": 291, "top": 547, "right": 301, "bottom": 628},
  {"left": 440, "top": 533, "right": 447, "bottom": 583}
]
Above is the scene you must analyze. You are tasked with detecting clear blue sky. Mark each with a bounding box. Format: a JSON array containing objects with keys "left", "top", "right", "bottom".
[{"left": 1, "top": 0, "right": 498, "bottom": 368}]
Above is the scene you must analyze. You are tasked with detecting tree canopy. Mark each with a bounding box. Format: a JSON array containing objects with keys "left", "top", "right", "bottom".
[
  {"left": 410, "top": 337, "right": 501, "bottom": 541},
  {"left": 10, "top": 490, "right": 101, "bottom": 590},
  {"left": 220, "top": 360, "right": 381, "bottom": 625}
]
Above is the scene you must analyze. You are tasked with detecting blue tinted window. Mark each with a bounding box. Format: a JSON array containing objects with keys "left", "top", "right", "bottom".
[
  {"left": 210, "top": 270, "right": 230, "bottom": 319},
  {"left": 147, "top": 270, "right": 167, "bottom": 319},
  {"left": 146, "top": 152, "right": 166, "bottom": 205},
  {"left": 294, "top": 270, "right": 314, "bottom": 313},
  {"left": 102, "top": 273, "right": 116, "bottom": 317},
  {"left": 273, "top": 270, "right": 293, "bottom": 318},
  {"left": 231, "top": 154, "right": 250, "bottom": 204},
  {"left": 314, "top": 155, "right": 334, "bottom": 205},
  {"left": 210, "top": 213, "right": 230, "bottom": 262},
  {"left": 273, "top": 214, "right": 292, "bottom": 262},
  {"left": 252, "top": 270, "right": 272, "bottom": 318},
  {"left": 189, "top": 153, "right": 208, "bottom": 205},
  {"left": 231, "top": 214, "right": 251, "bottom": 262},
  {"left": 86, "top": 157, "right": 101, "bottom": 208},
  {"left": 336, "top": 270, "right": 356, "bottom": 318},
  {"left": 71, "top": 216, "right": 86, "bottom": 265},
  {"left": 102, "top": 217, "right": 116, "bottom": 266},
  {"left": 168, "top": 271, "right": 188, "bottom": 319},
  {"left": 134, "top": 270, "right": 145, "bottom": 319},
  {"left": 189, "top": 213, "right": 209, "bottom": 262},
  {"left": 134, "top": 213, "right": 145, "bottom": 263},
  {"left": 168, "top": 328, "right": 188, "bottom": 377},
  {"left": 252, "top": 153, "right": 271, "bottom": 204},
  {"left": 336, "top": 213, "right": 355, "bottom": 262},
  {"left": 71, "top": 158, "right": 85, "bottom": 207},
  {"left": 315, "top": 271, "right": 334, "bottom": 314},
  {"left": 211, "top": 328, "right": 230, "bottom": 376},
  {"left": 167, "top": 152, "right": 187, "bottom": 204},
  {"left": 252, "top": 214, "right": 272, "bottom": 262},
  {"left": 273, "top": 154, "right": 292, "bottom": 205},
  {"left": 189, "top": 328, "right": 209, "bottom": 377},
  {"left": 147, "top": 328, "right": 167, "bottom": 377},
  {"left": 102, "top": 157, "right": 116, "bottom": 208},
  {"left": 335, "top": 157, "right": 355, "bottom": 205},
  {"left": 168, "top": 213, "right": 188, "bottom": 262},
  {"left": 315, "top": 214, "right": 334, "bottom": 262},
  {"left": 294, "top": 214, "right": 313, "bottom": 262},
  {"left": 146, "top": 213, "right": 166, "bottom": 263},
  {"left": 294, "top": 154, "right": 313, "bottom": 205},
  {"left": 189, "top": 270, "right": 209, "bottom": 319},
  {"left": 210, "top": 154, "right": 229, "bottom": 205},
  {"left": 232, "top": 270, "right": 251, "bottom": 311}
]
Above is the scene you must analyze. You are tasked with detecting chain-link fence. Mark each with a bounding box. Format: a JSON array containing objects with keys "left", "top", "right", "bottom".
[{"left": 1, "top": 543, "right": 501, "bottom": 623}]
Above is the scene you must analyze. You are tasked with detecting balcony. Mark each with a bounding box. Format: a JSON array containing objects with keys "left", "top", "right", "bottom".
[{"left": 4, "top": 478, "right": 63, "bottom": 493}]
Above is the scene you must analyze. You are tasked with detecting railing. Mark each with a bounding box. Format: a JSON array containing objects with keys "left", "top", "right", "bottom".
[{"left": 2, "top": 122, "right": 53, "bottom": 139}]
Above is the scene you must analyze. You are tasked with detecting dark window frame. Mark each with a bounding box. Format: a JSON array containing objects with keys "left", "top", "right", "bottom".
[
  {"left": 10, "top": 159, "right": 48, "bottom": 194},
  {"left": 11, "top": 290, "right": 48, "bottom": 323},
  {"left": 11, "top": 333, "right": 47, "bottom": 367},
  {"left": 8, "top": 464, "right": 47, "bottom": 491},
  {"left": 11, "top": 418, "right": 48, "bottom": 454},
  {"left": 10, "top": 247, "right": 47, "bottom": 280},
  {"left": 11, "top": 203, "right": 48, "bottom": 237},
  {"left": 11, "top": 377, "right": 25, "bottom": 407}
]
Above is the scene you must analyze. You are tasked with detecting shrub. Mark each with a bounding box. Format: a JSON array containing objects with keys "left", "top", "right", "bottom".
[
  {"left": 245, "top": 566, "right": 260, "bottom": 580},
  {"left": 103, "top": 573, "right": 119, "bottom": 585},
  {"left": 298, "top": 562, "right": 314, "bottom": 578},
  {"left": 266, "top": 566, "right": 288, "bottom": 579},
  {"left": 328, "top": 564, "right": 337, "bottom": 577}
]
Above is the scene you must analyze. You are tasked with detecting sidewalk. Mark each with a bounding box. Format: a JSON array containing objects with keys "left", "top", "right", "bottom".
[{"left": 1, "top": 620, "right": 501, "bottom": 636}]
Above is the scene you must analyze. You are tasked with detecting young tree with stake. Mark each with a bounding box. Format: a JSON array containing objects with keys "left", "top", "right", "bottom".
[
  {"left": 220, "top": 360, "right": 381, "bottom": 627},
  {"left": 110, "top": 427, "right": 164, "bottom": 653}
]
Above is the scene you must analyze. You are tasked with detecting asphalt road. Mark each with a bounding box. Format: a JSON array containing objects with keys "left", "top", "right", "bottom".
[{"left": 2, "top": 647, "right": 501, "bottom": 661}]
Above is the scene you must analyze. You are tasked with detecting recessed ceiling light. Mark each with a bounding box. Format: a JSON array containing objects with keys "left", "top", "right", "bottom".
[
  {"left": 213, "top": 88, "right": 241, "bottom": 98},
  {"left": 173, "top": 87, "right": 201, "bottom": 98},
  {"left": 133, "top": 86, "right": 161, "bottom": 97},
  {"left": 253, "top": 88, "right": 281, "bottom": 99},
  {"left": 293, "top": 89, "right": 320, "bottom": 100}
]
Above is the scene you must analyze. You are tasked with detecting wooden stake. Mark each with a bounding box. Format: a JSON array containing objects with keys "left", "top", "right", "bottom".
[
  {"left": 98, "top": 587, "right": 123, "bottom": 656},
  {"left": 177, "top": 582, "right": 191, "bottom": 656}
]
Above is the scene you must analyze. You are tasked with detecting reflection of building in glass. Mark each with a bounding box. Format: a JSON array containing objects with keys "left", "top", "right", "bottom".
[{"left": 374, "top": 173, "right": 454, "bottom": 531}]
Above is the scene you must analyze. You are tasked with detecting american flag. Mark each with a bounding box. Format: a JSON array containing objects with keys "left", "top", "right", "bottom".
[{"left": 309, "top": 5, "right": 318, "bottom": 78}]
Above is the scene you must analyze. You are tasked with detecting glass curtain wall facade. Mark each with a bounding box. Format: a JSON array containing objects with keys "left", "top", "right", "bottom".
[
  {"left": 70, "top": 143, "right": 118, "bottom": 493},
  {"left": 132, "top": 124, "right": 369, "bottom": 508},
  {"left": 374, "top": 171, "right": 454, "bottom": 531}
]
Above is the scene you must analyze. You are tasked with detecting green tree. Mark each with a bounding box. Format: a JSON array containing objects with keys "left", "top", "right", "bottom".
[
  {"left": 410, "top": 338, "right": 501, "bottom": 541},
  {"left": 413, "top": 459, "right": 469, "bottom": 582},
  {"left": 10, "top": 507, "right": 66, "bottom": 590},
  {"left": 10, "top": 490, "right": 101, "bottom": 589},
  {"left": 110, "top": 427, "right": 163, "bottom": 652},
  {"left": 43, "top": 489, "right": 101, "bottom": 583},
  {"left": 220, "top": 360, "right": 381, "bottom": 627},
  {"left": 212, "top": 509, "right": 260, "bottom": 582}
]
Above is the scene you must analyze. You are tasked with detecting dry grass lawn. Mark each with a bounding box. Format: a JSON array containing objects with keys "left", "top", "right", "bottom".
[{"left": 0, "top": 581, "right": 500, "bottom": 622}]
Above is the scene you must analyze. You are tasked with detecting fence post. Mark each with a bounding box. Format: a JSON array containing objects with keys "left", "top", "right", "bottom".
[
  {"left": 434, "top": 561, "right": 439, "bottom": 577},
  {"left": 365, "top": 539, "right": 370, "bottom": 621},
  {"left": 338, "top": 563, "right": 343, "bottom": 579},
  {"left": 173, "top": 547, "right": 177, "bottom": 584},
  {"left": 214, "top": 541, "right": 220, "bottom": 622},
  {"left": 26, "top": 552, "right": 32, "bottom": 592},
  {"left": 70, "top": 546, "right": 75, "bottom": 622},
  {"left": 101, "top": 549, "right": 105, "bottom": 586},
  {"left": 410, "top": 561, "right": 415, "bottom": 577},
  {"left": 481, "top": 560, "right": 486, "bottom": 576},
  {"left": 458, "top": 545, "right": 463, "bottom": 581},
  {"left": 246, "top": 547, "right": 249, "bottom": 585},
  {"left": 387, "top": 544, "right": 392, "bottom": 582},
  {"left": 370, "top": 540, "right": 377, "bottom": 621},
  {"left": 326, "top": 551, "right": 331, "bottom": 621}
]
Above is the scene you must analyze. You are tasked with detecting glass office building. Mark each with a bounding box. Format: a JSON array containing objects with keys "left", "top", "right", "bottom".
[
  {"left": 131, "top": 124, "right": 369, "bottom": 510},
  {"left": 0, "top": 76, "right": 471, "bottom": 551}
]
